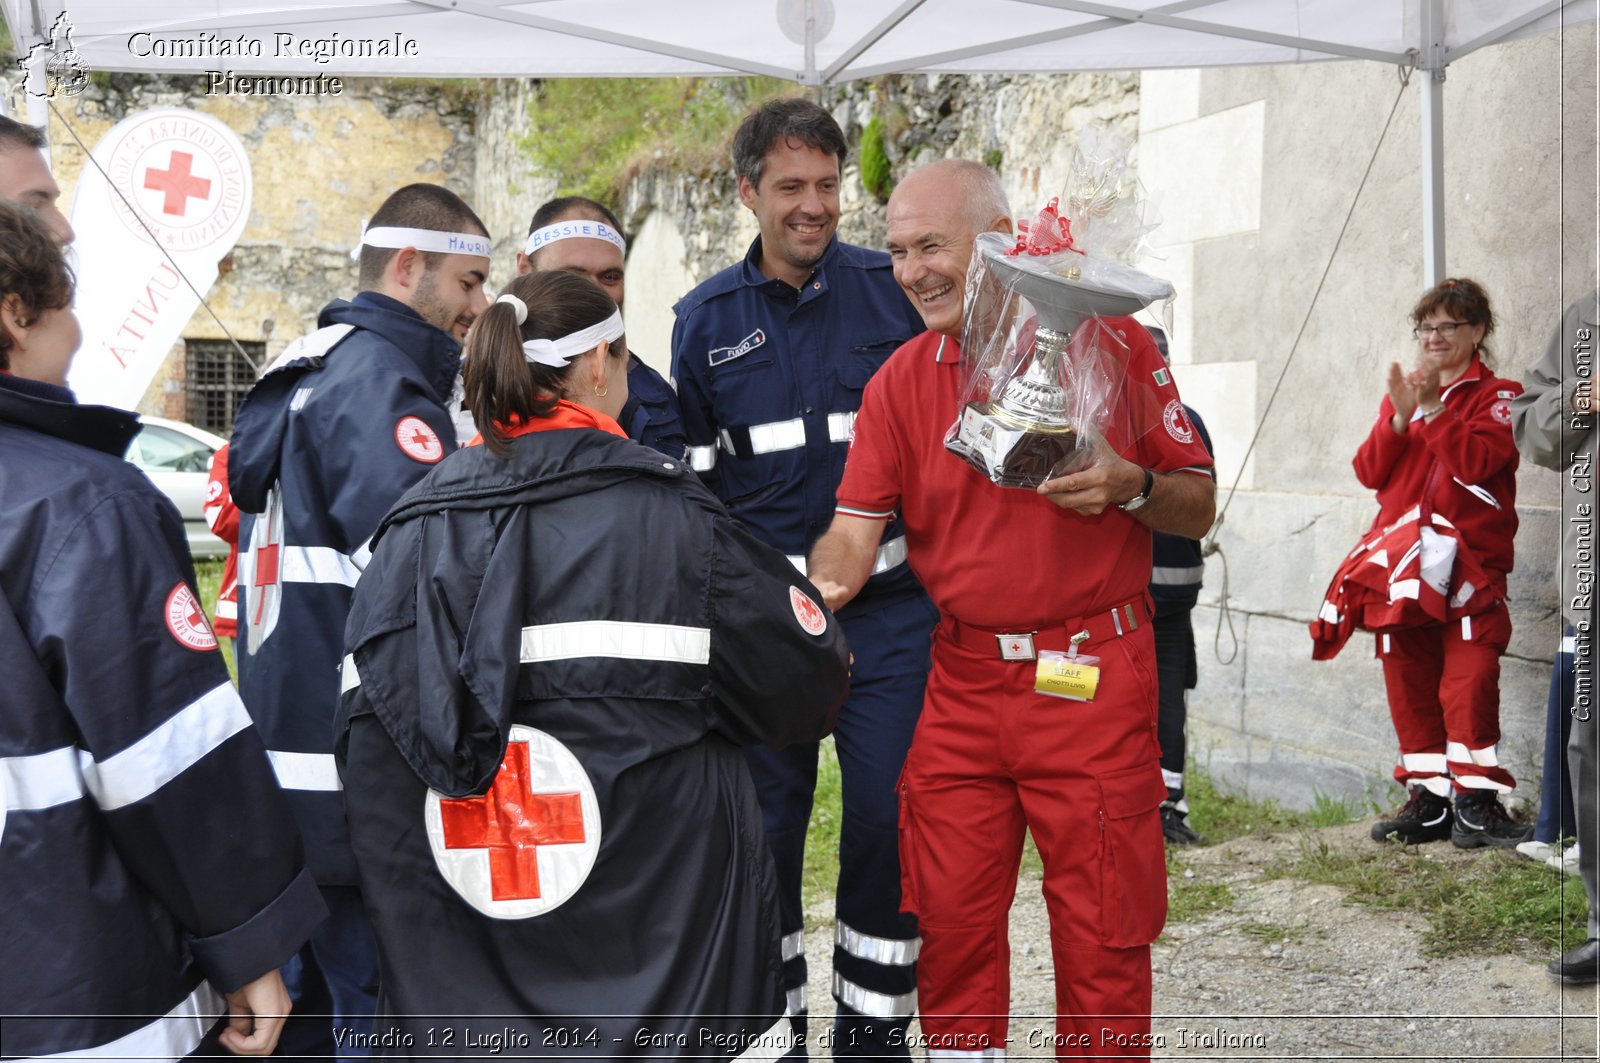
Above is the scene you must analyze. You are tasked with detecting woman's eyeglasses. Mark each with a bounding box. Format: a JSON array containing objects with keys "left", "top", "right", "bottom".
[{"left": 1412, "top": 321, "right": 1468, "bottom": 338}]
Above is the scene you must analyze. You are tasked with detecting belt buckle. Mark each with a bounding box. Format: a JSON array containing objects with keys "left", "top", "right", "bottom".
[{"left": 996, "top": 633, "right": 1036, "bottom": 661}]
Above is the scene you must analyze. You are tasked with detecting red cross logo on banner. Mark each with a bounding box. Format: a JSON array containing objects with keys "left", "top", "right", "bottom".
[
  {"left": 1010, "top": 640, "right": 1024, "bottom": 654},
  {"left": 438, "top": 740, "right": 587, "bottom": 902},
  {"left": 143, "top": 151, "right": 212, "bottom": 216}
]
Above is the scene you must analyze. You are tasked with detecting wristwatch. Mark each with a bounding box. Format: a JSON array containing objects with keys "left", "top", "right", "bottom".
[{"left": 1119, "top": 467, "right": 1155, "bottom": 512}]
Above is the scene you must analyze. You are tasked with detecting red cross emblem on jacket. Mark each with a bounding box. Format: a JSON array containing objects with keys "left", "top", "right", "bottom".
[{"left": 438, "top": 739, "right": 587, "bottom": 902}]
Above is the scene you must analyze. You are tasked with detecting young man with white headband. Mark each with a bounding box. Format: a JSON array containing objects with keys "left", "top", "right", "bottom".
[
  {"left": 517, "top": 195, "right": 686, "bottom": 460},
  {"left": 334, "top": 267, "right": 848, "bottom": 1052},
  {"left": 228, "top": 182, "right": 491, "bottom": 1057},
  {"left": 671, "top": 98, "right": 933, "bottom": 1056}
]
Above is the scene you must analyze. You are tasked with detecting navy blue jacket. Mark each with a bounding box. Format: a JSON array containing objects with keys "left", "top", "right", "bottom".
[
  {"left": 230, "top": 291, "right": 461, "bottom": 883},
  {"left": 621, "top": 351, "right": 687, "bottom": 460},
  {"left": 671, "top": 237, "right": 926, "bottom": 616},
  {"left": 0, "top": 374, "right": 322, "bottom": 1059},
  {"left": 1150, "top": 405, "right": 1214, "bottom": 617},
  {"left": 335, "top": 427, "right": 847, "bottom": 1048}
]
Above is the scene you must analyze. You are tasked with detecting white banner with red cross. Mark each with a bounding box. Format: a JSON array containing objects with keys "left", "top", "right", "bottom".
[{"left": 66, "top": 107, "right": 252, "bottom": 410}]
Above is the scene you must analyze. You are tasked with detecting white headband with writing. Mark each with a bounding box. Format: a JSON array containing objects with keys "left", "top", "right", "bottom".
[
  {"left": 524, "top": 219, "right": 627, "bottom": 257},
  {"left": 516, "top": 307, "right": 626, "bottom": 368},
  {"left": 350, "top": 223, "right": 493, "bottom": 262}
]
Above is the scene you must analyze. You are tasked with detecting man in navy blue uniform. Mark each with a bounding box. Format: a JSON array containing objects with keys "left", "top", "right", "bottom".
[
  {"left": 229, "top": 183, "right": 491, "bottom": 1056},
  {"left": 671, "top": 98, "right": 934, "bottom": 1056},
  {"left": 517, "top": 195, "right": 686, "bottom": 458},
  {"left": 1145, "top": 327, "right": 1215, "bottom": 846}
]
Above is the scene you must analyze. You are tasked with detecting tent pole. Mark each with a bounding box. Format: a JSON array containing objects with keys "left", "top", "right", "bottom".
[
  {"left": 1419, "top": 0, "right": 1447, "bottom": 285},
  {"left": 1419, "top": 70, "right": 1446, "bottom": 286}
]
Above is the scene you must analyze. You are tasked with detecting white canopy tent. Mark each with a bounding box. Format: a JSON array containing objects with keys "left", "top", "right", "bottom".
[{"left": 2, "top": 0, "right": 1595, "bottom": 280}]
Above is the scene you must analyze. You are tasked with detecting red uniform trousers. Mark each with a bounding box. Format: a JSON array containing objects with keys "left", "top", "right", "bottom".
[
  {"left": 1377, "top": 599, "right": 1515, "bottom": 795},
  {"left": 899, "top": 610, "right": 1168, "bottom": 1061}
]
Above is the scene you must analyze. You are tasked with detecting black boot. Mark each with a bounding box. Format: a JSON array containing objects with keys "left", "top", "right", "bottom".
[
  {"left": 1370, "top": 786, "right": 1452, "bottom": 844},
  {"left": 1451, "top": 790, "right": 1533, "bottom": 849}
]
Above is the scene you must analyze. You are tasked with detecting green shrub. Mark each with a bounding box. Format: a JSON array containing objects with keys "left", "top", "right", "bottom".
[
  {"left": 518, "top": 77, "right": 791, "bottom": 202},
  {"left": 860, "top": 116, "right": 892, "bottom": 201}
]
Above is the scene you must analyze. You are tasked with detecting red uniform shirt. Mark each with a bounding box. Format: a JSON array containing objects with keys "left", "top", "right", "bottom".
[
  {"left": 837, "top": 322, "right": 1214, "bottom": 629},
  {"left": 1351, "top": 356, "right": 1521, "bottom": 593}
]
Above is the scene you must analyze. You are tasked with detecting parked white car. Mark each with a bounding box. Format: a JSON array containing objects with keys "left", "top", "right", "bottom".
[{"left": 124, "top": 415, "right": 229, "bottom": 560}]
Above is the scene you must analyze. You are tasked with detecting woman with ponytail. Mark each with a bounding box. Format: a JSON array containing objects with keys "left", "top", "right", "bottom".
[{"left": 335, "top": 269, "right": 850, "bottom": 1054}]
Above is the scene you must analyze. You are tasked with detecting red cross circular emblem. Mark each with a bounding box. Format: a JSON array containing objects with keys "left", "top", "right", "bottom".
[
  {"left": 1491, "top": 399, "right": 1512, "bottom": 426},
  {"left": 164, "top": 582, "right": 218, "bottom": 652},
  {"left": 1162, "top": 399, "right": 1193, "bottom": 444},
  {"left": 102, "top": 110, "right": 251, "bottom": 251},
  {"left": 790, "top": 585, "right": 828, "bottom": 637},
  {"left": 425, "top": 725, "right": 601, "bottom": 919},
  {"left": 395, "top": 416, "right": 444, "bottom": 464}
]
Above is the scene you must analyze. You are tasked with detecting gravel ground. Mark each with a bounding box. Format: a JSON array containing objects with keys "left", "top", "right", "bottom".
[{"left": 802, "top": 822, "right": 1599, "bottom": 1060}]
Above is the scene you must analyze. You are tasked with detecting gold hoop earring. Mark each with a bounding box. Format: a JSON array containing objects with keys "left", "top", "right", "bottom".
[{"left": 594, "top": 383, "right": 608, "bottom": 398}]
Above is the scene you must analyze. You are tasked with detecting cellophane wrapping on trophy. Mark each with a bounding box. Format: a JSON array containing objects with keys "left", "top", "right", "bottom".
[{"left": 944, "top": 128, "right": 1176, "bottom": 489}]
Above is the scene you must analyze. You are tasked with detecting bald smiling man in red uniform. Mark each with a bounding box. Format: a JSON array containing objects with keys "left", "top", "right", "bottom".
[{"left": 807, "top": 159, "right": 1215, "bottom": 1059}]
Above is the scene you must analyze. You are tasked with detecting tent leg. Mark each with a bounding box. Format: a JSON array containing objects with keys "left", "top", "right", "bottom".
[{"left": 1419, "top": 69, "right": 1446, "bottom": 286}]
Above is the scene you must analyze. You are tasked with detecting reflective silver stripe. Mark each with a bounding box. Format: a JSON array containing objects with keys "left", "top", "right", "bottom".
[
  {"left": 687, "top": 444, "right": 718, "bottom": 472},
  {"left": 785, "top": 986, "right": 807, "bottom": 1015},
  {"left": 216, "top": 598, "right": 237, "bottom": 620},
  {"left": 827, "top": 410, "right": 856, "bottom": 442},
  {"left": 835, "top": 920, "right": 920, "bottom": 965},
  {"left": 520, "top": 621, "right": 711, "bottom": 664},
  {"left": 85, "top": 683, "right": 252, "bottom": 811},
  {"left": 1562, "top": 634, "right": 1578, "bottom": 654},
  {"left": 267, "top": 750, "right": 344, "bottom": 792},
  {"left": 832, "top": 971, "right": 916, "bottom": 1019},
  {"left": 22, "top": 981, "right": 224, "bottom": 1061},
  {"left": 290, "top": 386, "right": 314, "bottom": 411},
  {"left": 873, "top": 535, "right": 907, "bottom": 574},
  {"left": 1161, "top": 767, "right": 1183, "bottom": 790},
  {"left": 780, "top": 930, "right": 804, "bottom": 961},
  {"left": 729, "top": 1016, "right": 797, "bottom": 1063},
  {"left": 281, "top": 545, "right": 362, "bottom": 587},
  {"left": 1150, "top": 564, "right": 1204, "bottom": 586},
  {"left": 340, "top": 653, "right": 361, "bottom": 694},
  {"left": 349, "top": 537, "right": 375, "bottom": 572},
  {"left": 1446, "top": 741, "right": 1502, "bottom": 767},
  {"left": 787, "top": 535, "right": 906, "bottom": 580},
  {"left": 836, "top": 504, "right": 894, "bottom": 519},
  {"left": 748, "top": 417, "right": 806, "bottom": 454},
  {"left": 2, "top": 746, "right": 83, "bottom": 812},
  {"left": 1462, "top": 615, "right": 1473, "bottom": 640},
  {"left": 1400, "top": 752, "right": 1448, "bottom": 774}
]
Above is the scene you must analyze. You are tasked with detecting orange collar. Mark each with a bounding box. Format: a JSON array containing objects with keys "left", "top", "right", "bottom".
[{"left": 466, "top": 399, "right": 626, "bottom": 447}]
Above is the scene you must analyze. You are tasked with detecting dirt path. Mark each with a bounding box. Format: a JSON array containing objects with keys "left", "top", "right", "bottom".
[{"left": 804, "top": 822, "right": 1599, "bottom": 1060}]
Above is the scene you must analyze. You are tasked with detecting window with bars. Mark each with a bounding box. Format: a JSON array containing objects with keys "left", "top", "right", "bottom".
[{"left": 185, "top": 339, "right": 261, "bottom": 435}]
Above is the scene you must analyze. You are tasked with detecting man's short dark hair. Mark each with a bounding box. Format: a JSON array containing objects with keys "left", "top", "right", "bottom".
[
  {"left": 527, "top": 196, "right": 623, "bottom": 237},
  {"left": 731, "top": 98, "right": 846, "bottom": 188},
  {"left": 357, "top": 183, "right": 489, "bottom": 290},
  {"left": 0, "top": 116, "right": 47, "bottom": 154}
]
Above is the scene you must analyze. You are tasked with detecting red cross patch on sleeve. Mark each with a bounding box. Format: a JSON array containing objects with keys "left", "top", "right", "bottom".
[
  {"left": 164, "top": 582, "right": 219, "bottom": 652},
  {"left": 395, "top": 416, "right": 445, "bottom": 463}
]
